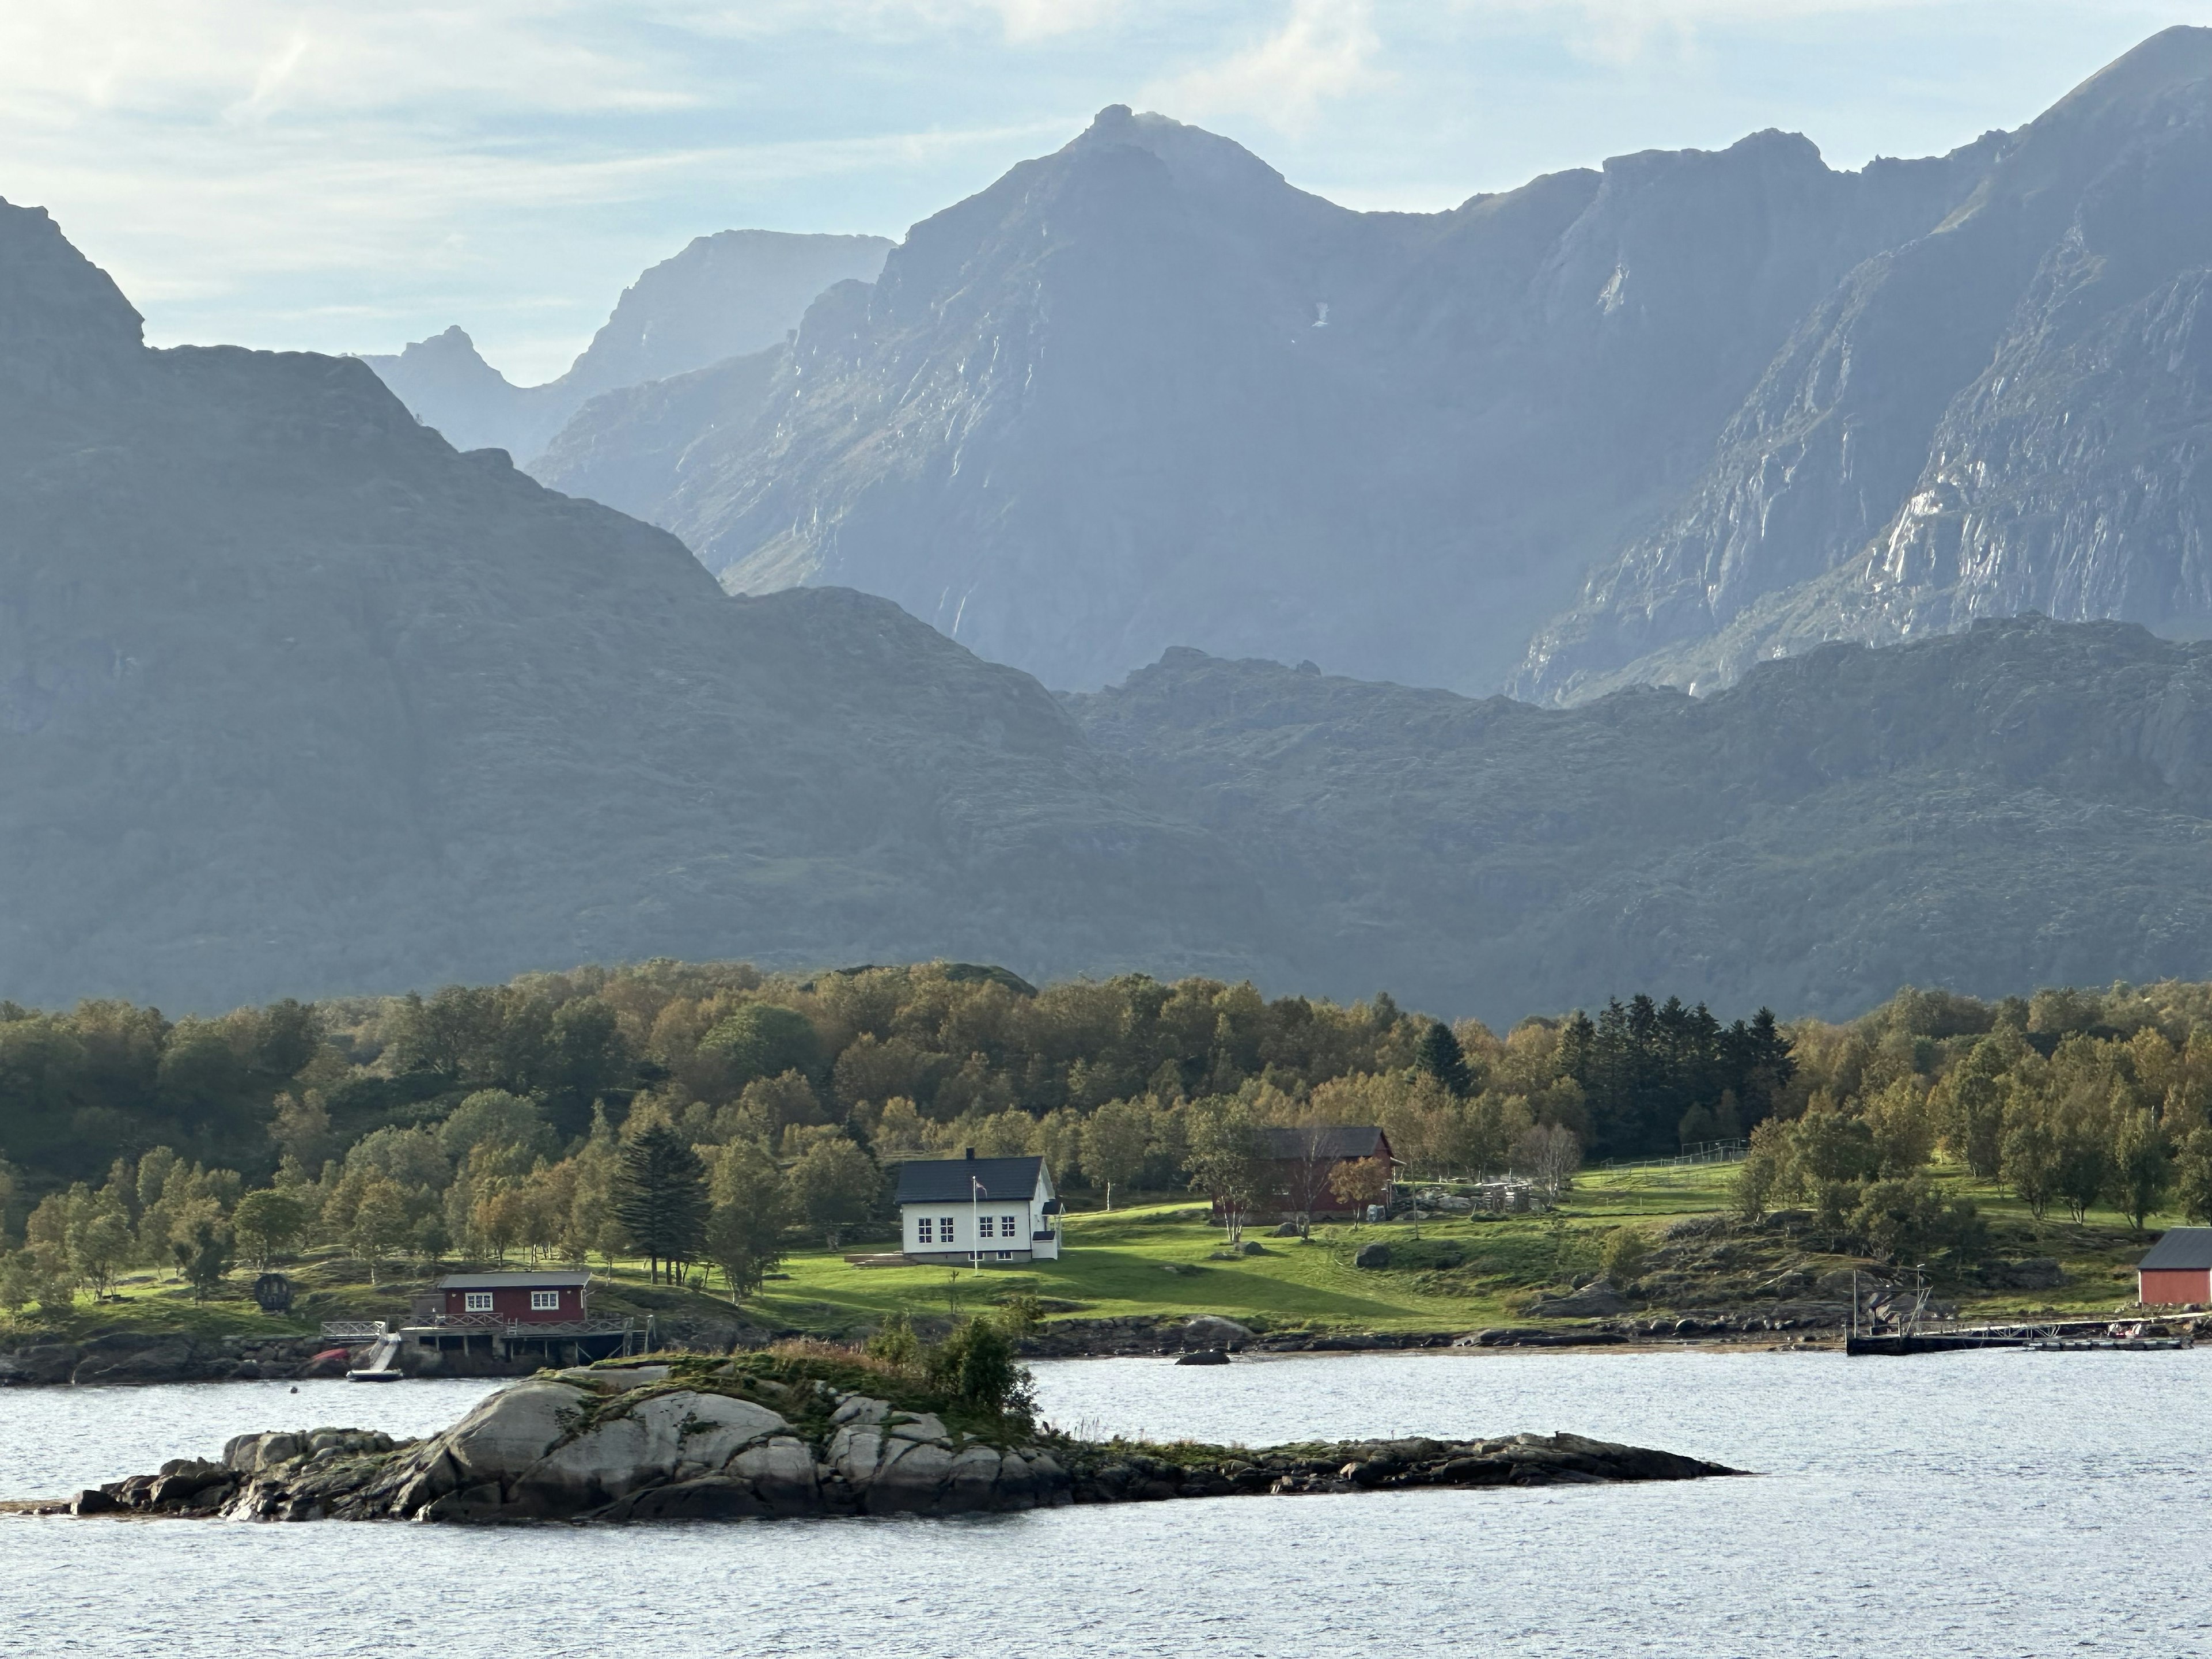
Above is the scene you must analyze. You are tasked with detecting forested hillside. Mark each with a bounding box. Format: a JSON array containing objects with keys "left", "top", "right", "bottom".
[
  {"left": 6, "top": 961, "right": 2211, "bottom": 1313},
  {"left": 1071, "top": 617, "right": 2212, "bottom": 1020}
]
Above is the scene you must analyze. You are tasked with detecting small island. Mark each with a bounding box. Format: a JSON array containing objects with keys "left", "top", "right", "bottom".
[{"left": 20, "top": 1345, "right": 1738, "bottom": 1523}]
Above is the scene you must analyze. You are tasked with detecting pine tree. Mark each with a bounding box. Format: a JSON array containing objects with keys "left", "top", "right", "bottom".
[
  {"left": 1415, "top": 1021, "right": 1473, "bottom": 1097},
  {"left": 612, "top": 1123, "right": 709, "bottom": 1283}
]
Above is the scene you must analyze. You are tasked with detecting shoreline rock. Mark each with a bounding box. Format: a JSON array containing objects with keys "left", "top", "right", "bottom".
[
  {"left": 16, "top": 1362, "right": 1741, "bottom": 1522},
  {"left": 1, "top": 1303, "right": 1859, "bottom": 1389},
  {"left": 0, "top": 1331, "right": 544, "bottom": 1388}
]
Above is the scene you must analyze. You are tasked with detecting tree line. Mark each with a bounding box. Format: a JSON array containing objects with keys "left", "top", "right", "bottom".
[
  {"left": 13, "top": 958, "right": 2209, "bottom": 1307},
  {"left": 1731, "top": 983, "right": 2212, "bottom": 1260}
]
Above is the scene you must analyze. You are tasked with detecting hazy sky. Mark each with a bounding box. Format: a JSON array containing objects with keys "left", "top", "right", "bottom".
[{"left": 4, "top": 1, "right": 2204, "bottom": 382}]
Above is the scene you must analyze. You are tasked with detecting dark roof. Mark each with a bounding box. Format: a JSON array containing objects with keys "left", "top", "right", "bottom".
[
  {"left": 1257, "top": 1125, "right": 1389, "bottom": 1162},
  {"left": 2138, "top": 1228, "right": 2212, "bottom": 1271},
  {"left": 436, "top": 1271, "right": 590, "bottom": 1289},
  {"left": 895, "top": 1156, "right": 1047, "bottom": 1205}
]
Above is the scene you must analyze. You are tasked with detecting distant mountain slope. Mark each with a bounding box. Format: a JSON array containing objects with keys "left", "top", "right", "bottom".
[
  {"left": 1070, "top": 618, "right": 2212, "bottom": 1022},
  {"left": 526, "top": 344, "right": 787, "bottom": 525},
  {"left": 0, "top": 199, "right": 1260, "bottom": 1012},
  {"left": 359, "top": 230, "right": 890, "bottom": 464},
  {"left": 1517, "top": 27, "right": 2212, "bottom": 702},
  {"left": 624, "top": 104, "right": 1986, "bottom": 693}
]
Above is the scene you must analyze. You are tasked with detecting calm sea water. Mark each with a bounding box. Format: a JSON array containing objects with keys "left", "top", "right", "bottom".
[{"left": 3, "top": 1349, "right": 2206, "bottom": 1658}]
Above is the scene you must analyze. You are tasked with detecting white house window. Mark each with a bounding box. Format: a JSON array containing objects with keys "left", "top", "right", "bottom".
[
  {"left": 940, "top": 1215, "right": 956, "bottom": 1240},
  {"left": 916, "top": 1217, "right": 934, "bottom": 1244},
  {"left": 463, "top": 1291, "right": 493, "bottom": 1312},
  {"left": 1001, "top": 1214, "right": 1017, "bottom": 1238},
  {"left": 530, "top": 1290, "right": 560, "bottom": 1310}
]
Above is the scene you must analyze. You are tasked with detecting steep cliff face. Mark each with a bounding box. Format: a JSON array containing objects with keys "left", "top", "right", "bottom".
[
  {"left": 644, "top": 108, "right": 1971, "bottom": 693},
  {"left": 359, "top": 230, "right": 890, "bottom": 464},
  {"left": 0, "top": 198, "right": 1268, "bottom": 1011},
  {"left": 1520, "top": 26, "right": 2212, "bottom": 702},
  {"left": 1070, "top": 618, "right": 2212, "bottom": 1022}
]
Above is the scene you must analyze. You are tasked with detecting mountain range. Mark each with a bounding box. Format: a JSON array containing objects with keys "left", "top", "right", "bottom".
[
  {"left": 514, "top": 28, "right": 2212, "bottom": 705},
  {"left": 9, "top": 29, "right": 2212, "bottom": 1027},
  {"left": 360, "top": 230, "right": 891, "bottom": 463},
  {"left": 13, "top": 188, "right": 2212, "bottom": 1022}
]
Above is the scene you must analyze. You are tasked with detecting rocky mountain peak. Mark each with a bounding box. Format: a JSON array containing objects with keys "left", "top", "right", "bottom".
[
  {"left": 1068, "top": 103, "right": 1300, "bottom": 203},
  {"left": 2040, "top": 24, "right": 2212, "bottom": 130},
  {"left": 0, "top": 198, "right": 143, "bottom": 382}
]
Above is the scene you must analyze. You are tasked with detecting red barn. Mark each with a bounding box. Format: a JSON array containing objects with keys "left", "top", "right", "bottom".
[
  {"left": 434, "top": 1270, "right": 590, "bottom": 1324},
  {"left": 1252, "top": 1125, "right": 1397, "bottom": 1222},
  {"left": 2137, "top": 1229, "right": 2212, "bottom": 1306}
]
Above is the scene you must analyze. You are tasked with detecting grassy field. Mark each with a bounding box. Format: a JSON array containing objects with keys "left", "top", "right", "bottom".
[
  {"left": 743, "top": 1158, "right": 2167, "bottom": 1335},
  {"left": 1, "top": 1160, "right": 2173, "bottom": 1347}
]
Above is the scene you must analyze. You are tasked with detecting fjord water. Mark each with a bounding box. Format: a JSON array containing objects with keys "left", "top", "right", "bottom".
[{"left": 6, "top": 1350, "right": 2206, "bottom": 1657}]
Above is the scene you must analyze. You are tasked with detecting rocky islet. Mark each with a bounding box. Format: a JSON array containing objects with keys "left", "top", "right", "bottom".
[{"left": 21, "top": 1358, "right": 1738, "bottom": 1523}]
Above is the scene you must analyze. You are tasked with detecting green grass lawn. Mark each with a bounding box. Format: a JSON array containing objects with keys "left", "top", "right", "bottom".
[{"left": 753, "top": 1205, "right": 1534, "bottom": 1334}]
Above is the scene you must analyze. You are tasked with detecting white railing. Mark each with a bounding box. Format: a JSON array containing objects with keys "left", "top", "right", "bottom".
[{"left": 319, "top": 1320, "right": 387, "bottom": 1342}]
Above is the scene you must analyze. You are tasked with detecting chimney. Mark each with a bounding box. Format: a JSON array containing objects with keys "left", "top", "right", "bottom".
[{"left": 965, "top": 1146, "right": 976, "bottom": 1160}]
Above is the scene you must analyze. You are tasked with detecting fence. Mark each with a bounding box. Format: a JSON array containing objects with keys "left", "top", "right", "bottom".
[{"left": 1599, "top": 1139, "right": 1748, "bottom": 1173}]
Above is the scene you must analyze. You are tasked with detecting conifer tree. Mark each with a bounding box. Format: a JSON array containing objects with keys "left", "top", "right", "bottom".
[
  {"left": 612, "top": 1123, "right": 709, "bottom": 1283},
  {"left": 1415, "top": 1020, "right": 1473, "bottom": 1097}
]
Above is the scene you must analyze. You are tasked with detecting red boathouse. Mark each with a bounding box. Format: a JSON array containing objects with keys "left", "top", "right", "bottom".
[
  {"left": 432, "top": 1270, "right": 590, "bottom": 1323},
  {"left": 2137, "top": 1228, "right": 2212, "bottom": 1306}
]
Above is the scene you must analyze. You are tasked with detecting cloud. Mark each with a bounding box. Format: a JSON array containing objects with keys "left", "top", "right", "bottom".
[
  {"left": 1152, "top": 0, "right": 1385, "bottom": 131},
  {"left": 1443, "top": 0, "right": 1959, "bottom": 67}
]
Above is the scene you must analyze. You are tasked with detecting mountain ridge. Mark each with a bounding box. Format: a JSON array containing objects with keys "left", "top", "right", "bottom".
[
  {"left": 503, "top": 29, "right": 2212, "bottom": 708},
  {"left": 624, "top": 106, "right": 1986, "bottom": 694},
  {"left": 359, "top": 229, "right": 891, "bottom": 464},
  {"left": 1516, "top": 25, "right": 2212, "bottom": 701}
]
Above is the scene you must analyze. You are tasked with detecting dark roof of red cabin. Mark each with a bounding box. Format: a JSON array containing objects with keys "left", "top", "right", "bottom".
[
  {"left": 435, "top": 1271, "right": 590, "bottom": 1289},
  {"left": 1256, "top": 1126, "right": 1389, "bottom": 1161}
]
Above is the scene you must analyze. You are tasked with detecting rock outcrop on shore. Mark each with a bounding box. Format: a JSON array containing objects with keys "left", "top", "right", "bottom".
[{"left": 33, "top": 1360, "right": 1738, "bottom": 1522}]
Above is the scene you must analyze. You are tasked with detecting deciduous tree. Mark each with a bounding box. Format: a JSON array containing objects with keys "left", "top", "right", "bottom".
[{"left": 787, "top": 1137, "right": 878, "bottom": 1251}]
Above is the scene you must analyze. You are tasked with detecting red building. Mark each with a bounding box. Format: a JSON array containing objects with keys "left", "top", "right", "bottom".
[
  {"left": 2137, "top": 1229, "right": 2212, "bottom": 1306},
  {"left": 431, "top": 1270, "right": 591, "bottom": 1324},
  {"left": 1233, "top": 1125, "right": 1397, "bottom": 1222}
]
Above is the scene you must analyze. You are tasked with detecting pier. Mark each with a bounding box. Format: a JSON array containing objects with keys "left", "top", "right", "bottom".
[{"left": 1844, "top": 1270, "right": 2200, "bottom": 1355}]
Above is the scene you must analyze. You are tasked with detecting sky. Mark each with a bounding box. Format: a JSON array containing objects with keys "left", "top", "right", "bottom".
[{"left": 3, "top": 1, "right": 2206, "bottom": 383}]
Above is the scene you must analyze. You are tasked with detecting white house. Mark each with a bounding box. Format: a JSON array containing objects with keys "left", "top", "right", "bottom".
[{"left": 895, "top": 1150, "right": 1062, "bottom": 1264}]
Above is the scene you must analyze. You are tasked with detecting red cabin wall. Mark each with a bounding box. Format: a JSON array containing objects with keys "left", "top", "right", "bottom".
[{"left": 2138, "top": 1268, "right": 2209, "bottom": 1306}]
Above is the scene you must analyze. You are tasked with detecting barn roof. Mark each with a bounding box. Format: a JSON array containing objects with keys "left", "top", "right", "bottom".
[
  {"left": 435, "top": 1271, "right": 591, "bottom": 1289},
  {"left": 895, "top": 1155, "right": 1048, "bottom": 1205},
  {"left": 1256, "top": 1125, "right": 1389, "bottom": 1162},
  {"left": 2138, "top": 1228, "right": 2212, "bottom": 1271}
]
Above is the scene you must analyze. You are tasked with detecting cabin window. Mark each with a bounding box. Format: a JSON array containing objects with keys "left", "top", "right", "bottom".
[
  {"left": 530, "top": 1290, "right": 560, "bottom": 1310},
  {"left": 916, "top": 1217, "right": 934, "bottom": 1244},
  {"left": 463, "top": 1291, "right": 493, "bottom": 1312}
]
